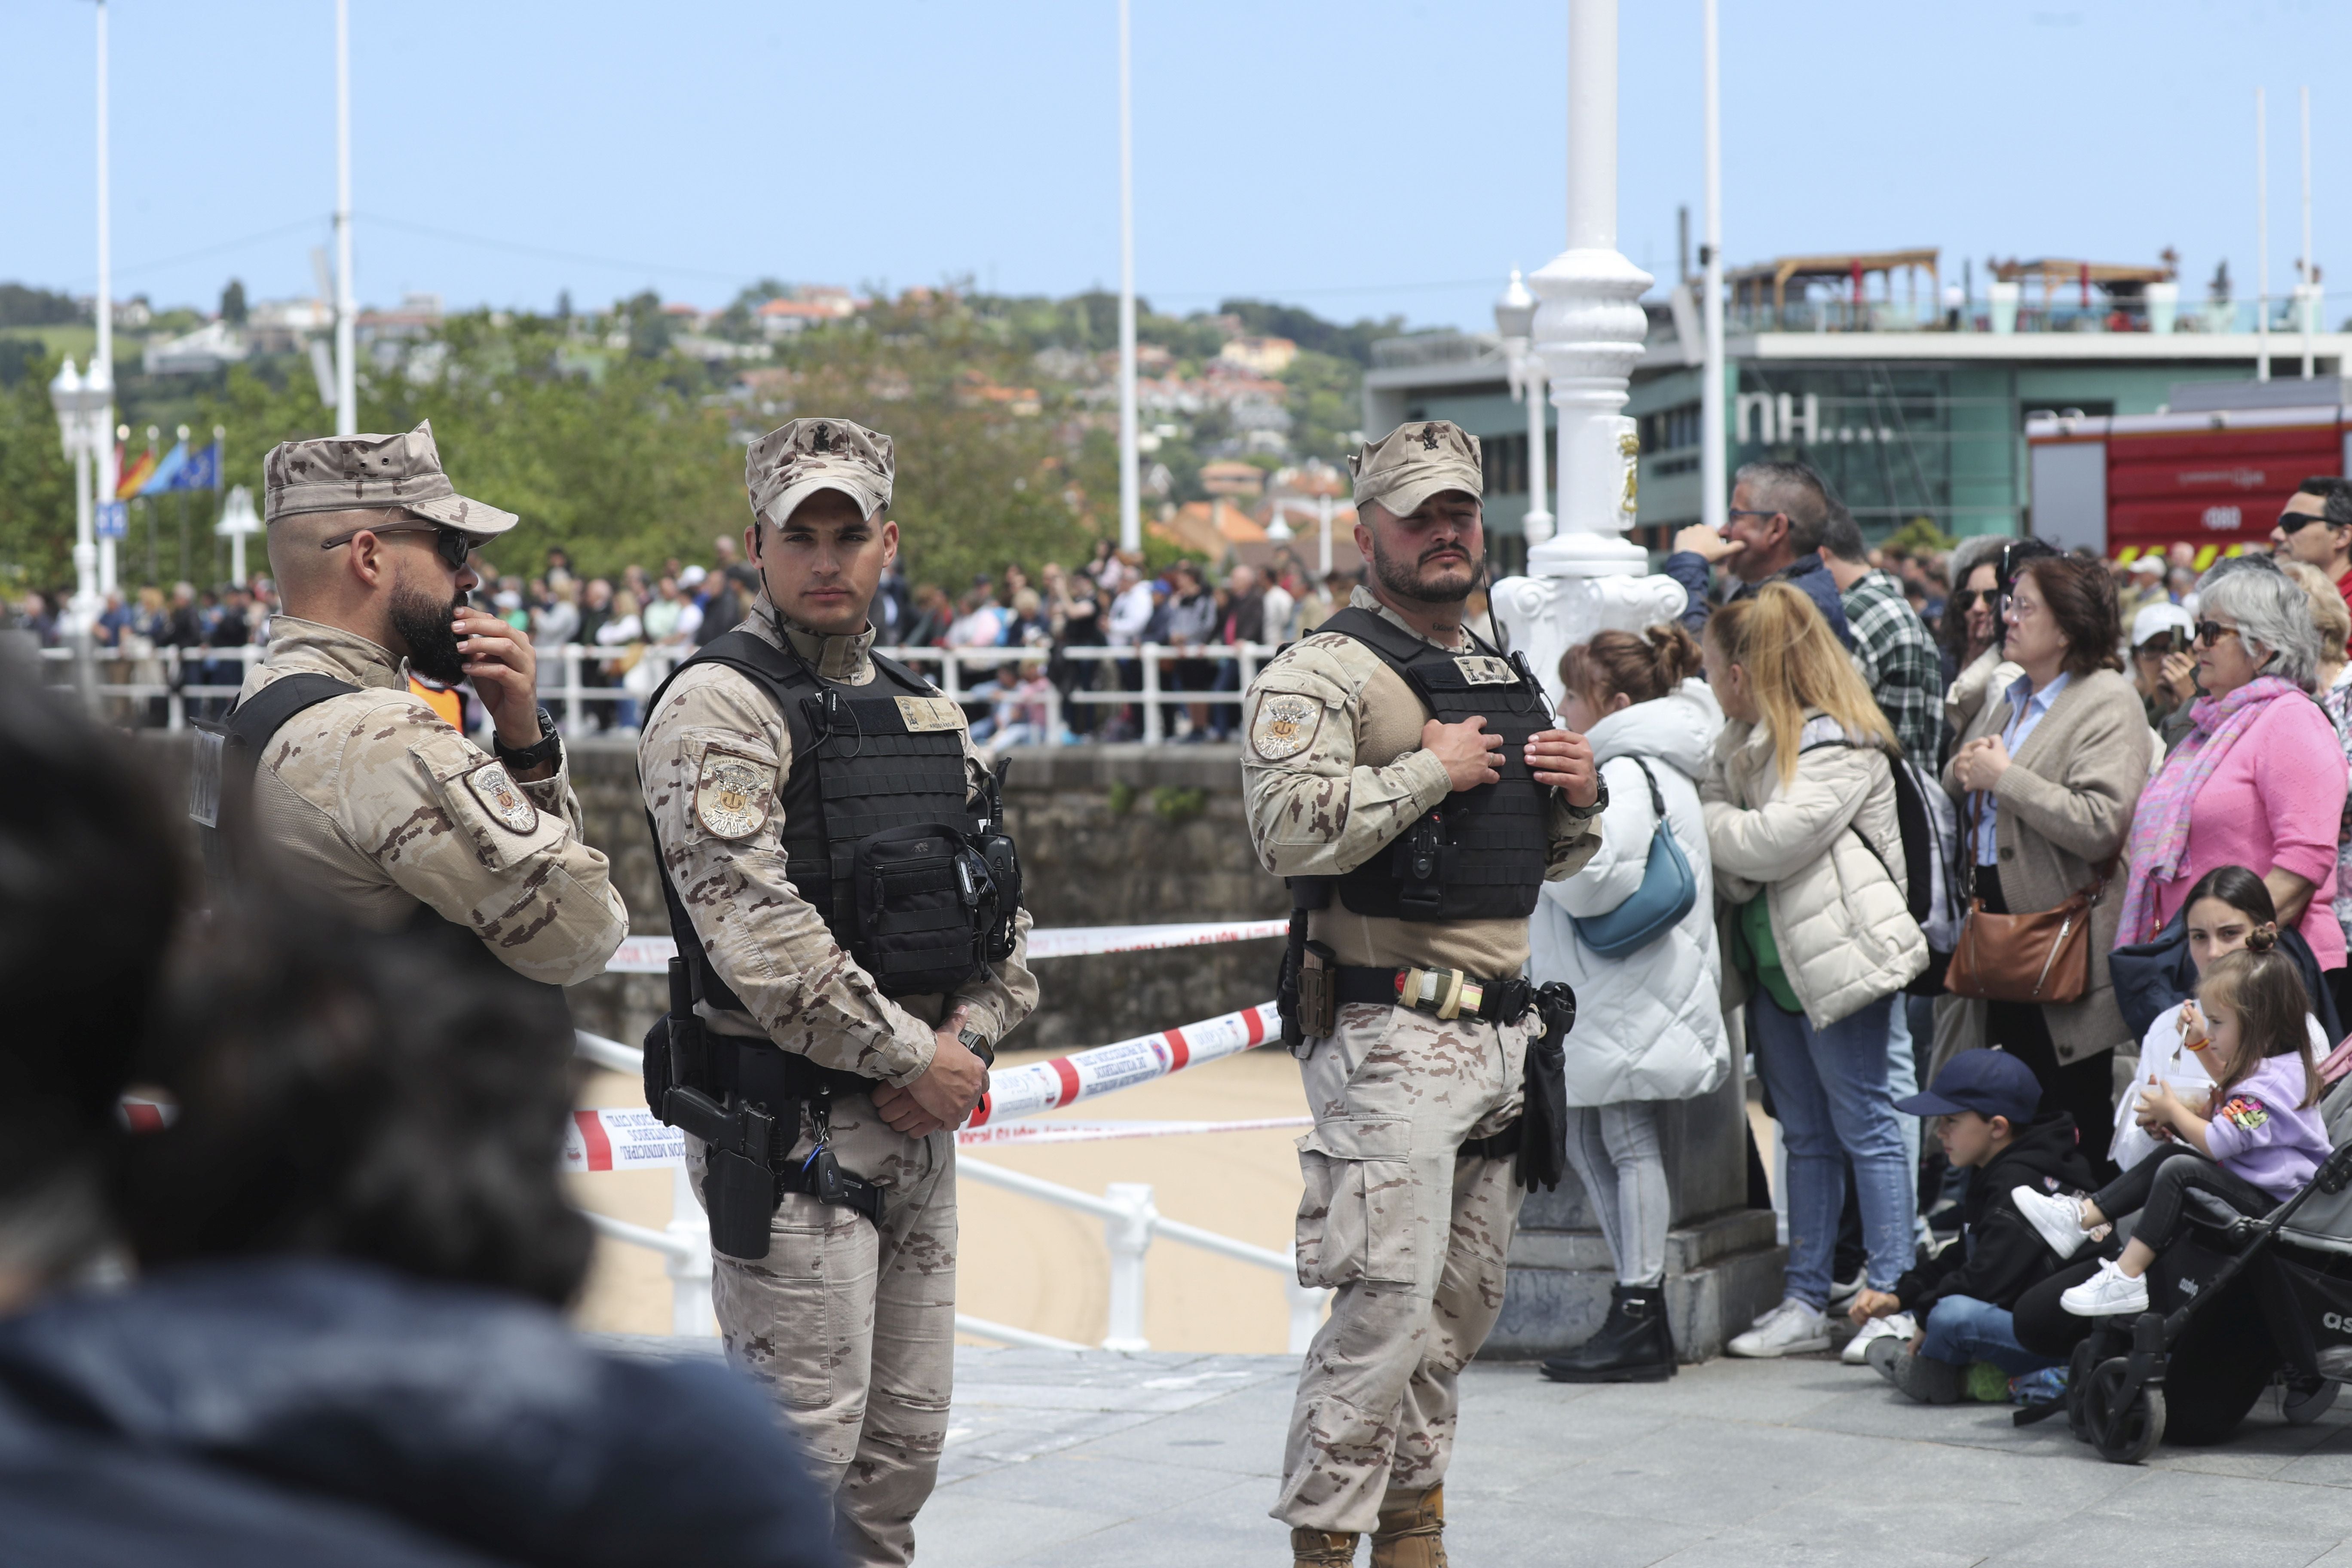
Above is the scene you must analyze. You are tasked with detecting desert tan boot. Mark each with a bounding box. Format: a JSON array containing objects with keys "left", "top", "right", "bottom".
[
  {"left": 1290, "top": 1526, "right": 1360, "bottom": 1566},
  {"left": 1368, "top": 1484, "right": 1446, "bottom": 1568}
]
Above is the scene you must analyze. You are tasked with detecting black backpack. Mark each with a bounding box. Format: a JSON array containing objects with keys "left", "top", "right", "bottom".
[{"left": 1798, "top": 734, "right": 1945, "bottom": 932}]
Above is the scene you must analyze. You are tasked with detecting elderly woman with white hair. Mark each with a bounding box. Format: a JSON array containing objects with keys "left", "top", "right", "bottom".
[{"left": 2118, "top": 557, "right": 2352, "bottom": 991}]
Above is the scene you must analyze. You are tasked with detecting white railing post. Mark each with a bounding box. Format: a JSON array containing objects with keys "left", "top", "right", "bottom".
[
  {"left": 1101, "top": 1180, "right": 1155, "bottom": 1351},
  {"left": 165, "top": 646, "right": 185, "bottom": 731},
  {"left": 1141, "top": 644, "right": 1163, "bottom": 745},
  {"left": 1283, "top": 1251, "right": 1323, "bottom": 1355},
  {"left": 666, "top": 1162, "right": 715, "bottom": 1337},
  {"left": 563, "top": 644, "right": 582, "bottom": 734}
]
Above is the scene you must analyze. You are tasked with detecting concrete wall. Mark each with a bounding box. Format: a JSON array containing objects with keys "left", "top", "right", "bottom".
[{"left": 563, "top": 740, "right": 1290, "bottom": 1054}]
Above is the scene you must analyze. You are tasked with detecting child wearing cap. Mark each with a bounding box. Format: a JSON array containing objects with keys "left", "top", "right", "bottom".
[{"left": 1850, "top": 1048, "right": 2098, "bottom": 1404}]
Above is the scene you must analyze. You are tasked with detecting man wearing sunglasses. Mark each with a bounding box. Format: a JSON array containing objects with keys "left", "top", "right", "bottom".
[
  {"left": 223, "top": 423, "right": 626, "bottom": 990},
  {"left": 2269, "top": 476, "right": 2352, "bottom": 616},
  {"left": 1665, "top": 459, "right": 1854, "bottom": 649}
]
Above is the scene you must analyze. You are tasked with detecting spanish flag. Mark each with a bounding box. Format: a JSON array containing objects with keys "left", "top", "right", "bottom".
[{"left": 115, "top": 441, "right": 159, "bottom": 500}]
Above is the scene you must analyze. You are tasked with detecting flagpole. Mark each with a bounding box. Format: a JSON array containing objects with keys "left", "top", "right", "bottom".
[
  {"left": 91, "top": 0, "right": 118, "bottom": 612},
  {"left": 334, "top": 0, "right": 358, "bottom": 435},
  {"left": 1115, "top": 0, "right": 1140, "bottom": 554}
]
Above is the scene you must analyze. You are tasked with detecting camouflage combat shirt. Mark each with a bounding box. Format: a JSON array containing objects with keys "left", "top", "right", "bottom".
[
  {"left": 636, "top": 599, "right": 1039, "bottom": 1084},
  {"left": 237, "top": 616, "right": 630, "bottom": 986},
  {"left": 1240, "top": 586, "right": 1601, "bottom": 980}
]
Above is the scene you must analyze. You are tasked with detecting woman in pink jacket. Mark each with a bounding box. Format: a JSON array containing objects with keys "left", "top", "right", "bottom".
[{"left": 2120, "top": 558, "right": 2350, "bottom": 990}]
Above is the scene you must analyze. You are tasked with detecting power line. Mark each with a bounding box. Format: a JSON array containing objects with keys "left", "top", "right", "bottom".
[
  {"left": 98, "top": 216, "right": 325, "bottom": 283},
  {"left": 358, "top": 214, "right": 753, "bottom": 285}
]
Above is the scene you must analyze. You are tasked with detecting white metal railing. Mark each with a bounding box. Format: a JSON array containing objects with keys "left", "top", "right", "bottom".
[
  {"left": 574, "top": 1015, "right": 1325, "bottom": 1354},
  {"left": 39, "top": 637, "right": 1283, "bottom": 746}
]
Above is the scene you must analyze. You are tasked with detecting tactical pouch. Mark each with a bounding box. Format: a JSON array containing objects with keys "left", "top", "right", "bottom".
[
  {"left": 1514, "top": 982, "right": 1578, "bottom": 1192},
  {"left": 853, "top": 823, "right": 984, "bottom": 995},
  {"left": 971, "top": 826, "right": 1023, "bottom": 963},
  {"left": 1297, "top": 943, "right": 1337, "bottom": 1041}
]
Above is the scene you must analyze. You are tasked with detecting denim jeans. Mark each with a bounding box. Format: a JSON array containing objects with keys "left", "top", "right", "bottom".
[
  {"left": 1919, "top": 1293, "right": 2058, "bottom": 1376},
  {"left": 1887, "top": 1000, "right": 1925, "bottom": 1243},
  {"left": 1752, "top": 992, "right": 1912, "bottom": 1307}
]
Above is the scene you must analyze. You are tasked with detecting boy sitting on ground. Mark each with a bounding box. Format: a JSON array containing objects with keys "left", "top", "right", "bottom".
[{"left": 1850, "top": 1050, "right": 2098, "bottom": 1403}]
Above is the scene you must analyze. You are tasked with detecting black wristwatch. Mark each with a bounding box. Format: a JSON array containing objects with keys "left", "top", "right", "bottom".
[
  {"left": 1562, "top": 775, "right": 1611, "bottom": 818},
  {"left": 958, "top": 1026, "right": 996, "bottom": 1067},
  {"left": 494, "top": 706, "right": 564, "bottom": 775}
]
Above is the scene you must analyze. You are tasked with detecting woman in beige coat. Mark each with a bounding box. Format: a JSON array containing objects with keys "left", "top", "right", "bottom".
[
  {"left": 1703, "top": 585, "right": 1929, "bottom": 1357},
  {"left": 1945, "top": 553, "right": 2149, "bottom": 1181}
]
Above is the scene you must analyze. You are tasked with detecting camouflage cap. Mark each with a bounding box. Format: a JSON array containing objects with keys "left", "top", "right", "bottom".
[
  {"left": 261, "top": 421, "right": 518, "bottom": 538},
  {"left": 1348, "top": 420, "right": 1484, "bottom": 519},
  {"left": 745, "top": 417, "right": 894, "bottom": 528}
]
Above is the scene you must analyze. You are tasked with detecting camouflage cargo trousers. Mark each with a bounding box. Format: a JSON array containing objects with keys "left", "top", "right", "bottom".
[
  {"left": 690, "top": 1092, "right": 956, "bottom": 1568},
  {"left": 1273, "top": 1001, "right": 1530, "bottom": 1534}
]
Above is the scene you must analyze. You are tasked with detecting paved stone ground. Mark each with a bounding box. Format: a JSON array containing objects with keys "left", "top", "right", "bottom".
[
  {"left": 597, "top": 1336, "right": 2352, "bottom": 1564},
  {"left": 914, "top": 1346, "right": 2352, "bottom": 1568}
]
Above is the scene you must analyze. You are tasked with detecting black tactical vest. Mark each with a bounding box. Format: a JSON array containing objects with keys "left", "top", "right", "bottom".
[
  {"left": 1302, "top": 606, "right": 1553, "bottom": 922},
  {"left": 647, "top": 625, "right": 1019, "bottom": 1010}
]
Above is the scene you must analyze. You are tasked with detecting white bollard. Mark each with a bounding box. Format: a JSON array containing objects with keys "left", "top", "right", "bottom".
[
  {"left": 666, "top": 1162, "right": 716, "bottom": 1336},
  {"left": 1101, "top": 1180, "right": 1155, "bottom": 1351}
]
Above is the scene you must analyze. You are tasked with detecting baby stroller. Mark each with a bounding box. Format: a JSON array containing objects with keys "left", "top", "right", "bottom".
[{"left": 2031, "top": 1072, "right": 2352, "bottom": 1464}]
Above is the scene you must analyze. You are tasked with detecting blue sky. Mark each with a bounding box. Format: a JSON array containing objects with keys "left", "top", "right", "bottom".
[{"left": 4, "top": 0, "right": 2345, "bottom": 334}]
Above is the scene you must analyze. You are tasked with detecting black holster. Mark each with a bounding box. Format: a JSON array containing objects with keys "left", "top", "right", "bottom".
[
  {"left": 1514, "top": 981, "right": 1577, "bottom": 1192},
  {"left": 1276, "top": 877, "right": 1335, "bottom": 1050}
]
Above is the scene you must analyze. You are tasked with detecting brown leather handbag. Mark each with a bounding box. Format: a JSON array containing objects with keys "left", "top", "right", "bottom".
[{"left": 1945, "top": 795, "right": 2103, "bottom": 1005}]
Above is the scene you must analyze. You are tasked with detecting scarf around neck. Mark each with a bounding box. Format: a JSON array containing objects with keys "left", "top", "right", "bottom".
[{"left": 2118, "top": 674, "right": 2303, "bottom": 945}]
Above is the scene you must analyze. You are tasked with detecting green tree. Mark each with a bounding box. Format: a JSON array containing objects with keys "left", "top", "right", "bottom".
[
  {"left": 219, "top": 279, "right": 248, "bottom": 326},
  {"left": 0, "top": 349, "right": 81, "bottom": 594}
]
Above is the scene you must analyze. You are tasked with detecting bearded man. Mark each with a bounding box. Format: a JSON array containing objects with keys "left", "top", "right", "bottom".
[
  {"left": 1239, "top": 420, "right": 1605, "bottom": 1567},
  {"left": 220, "top": 423, "right": 625, "bottom": 989}
]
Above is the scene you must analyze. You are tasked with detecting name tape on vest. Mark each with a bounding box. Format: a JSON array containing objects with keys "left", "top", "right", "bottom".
[{"left": 895, "top": 695, "right": 965, "bottom": 732}]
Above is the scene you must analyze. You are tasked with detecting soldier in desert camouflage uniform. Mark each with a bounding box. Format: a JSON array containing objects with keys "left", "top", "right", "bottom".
[
  {"left": 637, "top": 418, "right": 1037, "bottom": 1568},
  {"left": 1244, "top": 420, "right": 1605, "bottom": 1568},
  {"left": 226, "top": 424, "right": 626, "bottom": 988}
]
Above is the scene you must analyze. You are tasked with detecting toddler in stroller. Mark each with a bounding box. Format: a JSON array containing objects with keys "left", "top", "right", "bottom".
[{"left": 2012, "top": 944, "right": 2329, "bottom": 1320}]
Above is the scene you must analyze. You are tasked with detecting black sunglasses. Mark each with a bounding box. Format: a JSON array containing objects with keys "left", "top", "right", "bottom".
[
  {"left": 319, "top": 520, "right": 476, "bottom": 571},
  {"left": 1725, "top": 507, "right": 1784, "bottom": 524},
  {"left": 1948, "top": 588, "right": 1996, "bottom": 613},
  {"left": 2193, "top": 620, "right": 2241, "bottom": 648},
  {"left": 2278, "top": 509, "right": 2338, "bottom": 536}
]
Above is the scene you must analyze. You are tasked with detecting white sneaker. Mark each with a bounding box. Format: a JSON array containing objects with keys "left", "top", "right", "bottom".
[
  {"left": 1729, "top": 1298, "right": 1833, "bottom": 1358},
  {"left": 2012, "top": 1186, "right": 2091, "bottom": 1259},
  {"left": 1827, "top": 1269, "right": 1867, "bottom": 1312},
  {"left": 2059, "top": 1258, "right": 2150, "bottom": 1318},
  {"left": 1842, "top": 1312, "right": 1917, "bottom": 1365}
]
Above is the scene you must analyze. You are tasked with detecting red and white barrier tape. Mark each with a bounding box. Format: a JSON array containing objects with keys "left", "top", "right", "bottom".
[
  {"left": 601, "top": 919, "right": 1285, "bottom": 975},
  {"left": 966, "top": 1001, "right": 1283, "bottom": 1126},
  {"left": 564, "top": 1108, "right": 686, "bottom": 1172}
]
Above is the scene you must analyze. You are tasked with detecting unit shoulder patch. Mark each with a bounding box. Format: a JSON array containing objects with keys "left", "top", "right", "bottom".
[
  {"left": 466, "top": 762, "right": 539, "bottom": 835},
  {"left": 695, "top": 751, "right": 771, "bottom": 840},
  {"left": 895, "top": 695, "right": 965, "bottom": 733},
  {"left": 2220, "top": 1095, "right": 2272, "bottom": 1133},
  {"left": 1251, "top": 691, "right": 1324, "bottom": 762},
  {"left": 1454, "top": 655, "right": 1515, "bottom": 685}
]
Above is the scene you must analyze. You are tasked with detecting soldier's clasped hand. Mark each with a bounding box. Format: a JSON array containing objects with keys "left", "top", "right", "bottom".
[
  {"left": 453, "top": 606, "right": 544, "bottom": 753},
  {"left": 874, "top": 1004, "right": 986, "bottom": 1137},
  {"left": 1422, "top": 715, "right": 1504, "bottom": 791},
  {"left": 1525, "top": 729, "right": 1599, "bottom": 808}
]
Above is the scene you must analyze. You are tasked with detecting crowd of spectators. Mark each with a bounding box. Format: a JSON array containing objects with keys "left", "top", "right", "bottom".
[{"left": 1536, "top": 461, "right": 2352, "bottom": 1429}]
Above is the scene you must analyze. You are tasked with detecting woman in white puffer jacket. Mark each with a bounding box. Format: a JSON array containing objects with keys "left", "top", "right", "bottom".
[
  {"left": 1702, "top": 583, "right": 1928, "bottom": 1361},
  {"left": 1531, "top": 623, "right": 1731, "bottom": 1385}
]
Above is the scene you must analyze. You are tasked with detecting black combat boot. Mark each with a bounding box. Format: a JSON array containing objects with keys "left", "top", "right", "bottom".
[{"left": 1539, "top": 1284, "right": 1676, "bottom": 1383}]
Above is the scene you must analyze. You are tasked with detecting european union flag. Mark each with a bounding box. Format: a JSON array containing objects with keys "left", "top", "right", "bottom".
[{"left": 178, "top": 439, "right": 220, "bottom": 491}]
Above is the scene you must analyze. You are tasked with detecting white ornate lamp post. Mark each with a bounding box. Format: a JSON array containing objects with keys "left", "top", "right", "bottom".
[
  {"left": 49, "top": 359, "right": 101, "bottom": 621},
  {"left": 1493, "top": 270, "right": 1553, "bottom": 550},
  {"left": 216, "top": 484, "right": 263, "bottom": 590},
  {"left": 1490, "top": 0, "right": 1686, "bottom": 706}
]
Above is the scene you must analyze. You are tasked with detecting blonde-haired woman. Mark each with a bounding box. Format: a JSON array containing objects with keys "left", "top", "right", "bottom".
[{"left": 1703, "top": 583, "right": 1929, "bottom": 1357}]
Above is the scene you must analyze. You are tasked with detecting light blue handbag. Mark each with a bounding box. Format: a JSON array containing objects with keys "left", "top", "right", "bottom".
[{"left": 1570, "top": 756, "right": 1698, "bottom": 958}]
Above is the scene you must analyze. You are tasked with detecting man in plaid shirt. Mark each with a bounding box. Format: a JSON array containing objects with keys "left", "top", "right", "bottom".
[{"left": 1820, "top": 506, "right": 1944, "bottom": 768}]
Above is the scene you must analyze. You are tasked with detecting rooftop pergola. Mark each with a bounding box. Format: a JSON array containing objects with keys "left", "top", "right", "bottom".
[
  {"left": 1724, "top": 248, "right": 1940, "bottom": 315},
  {"left": 1989, "top": 256, "right": 2179, "bottom": 301}
]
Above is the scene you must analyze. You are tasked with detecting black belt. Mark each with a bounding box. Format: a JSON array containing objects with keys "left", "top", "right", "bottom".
[
  {"left": 706, "top": 1034, "right": 883, "bottom": 1110},
  {"left": 1331, "top": 965, "right": 1534, "bottom": 1026},
  {"left": 1461, "top": 1121, "right": 1522, "bottom": 1162}
]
